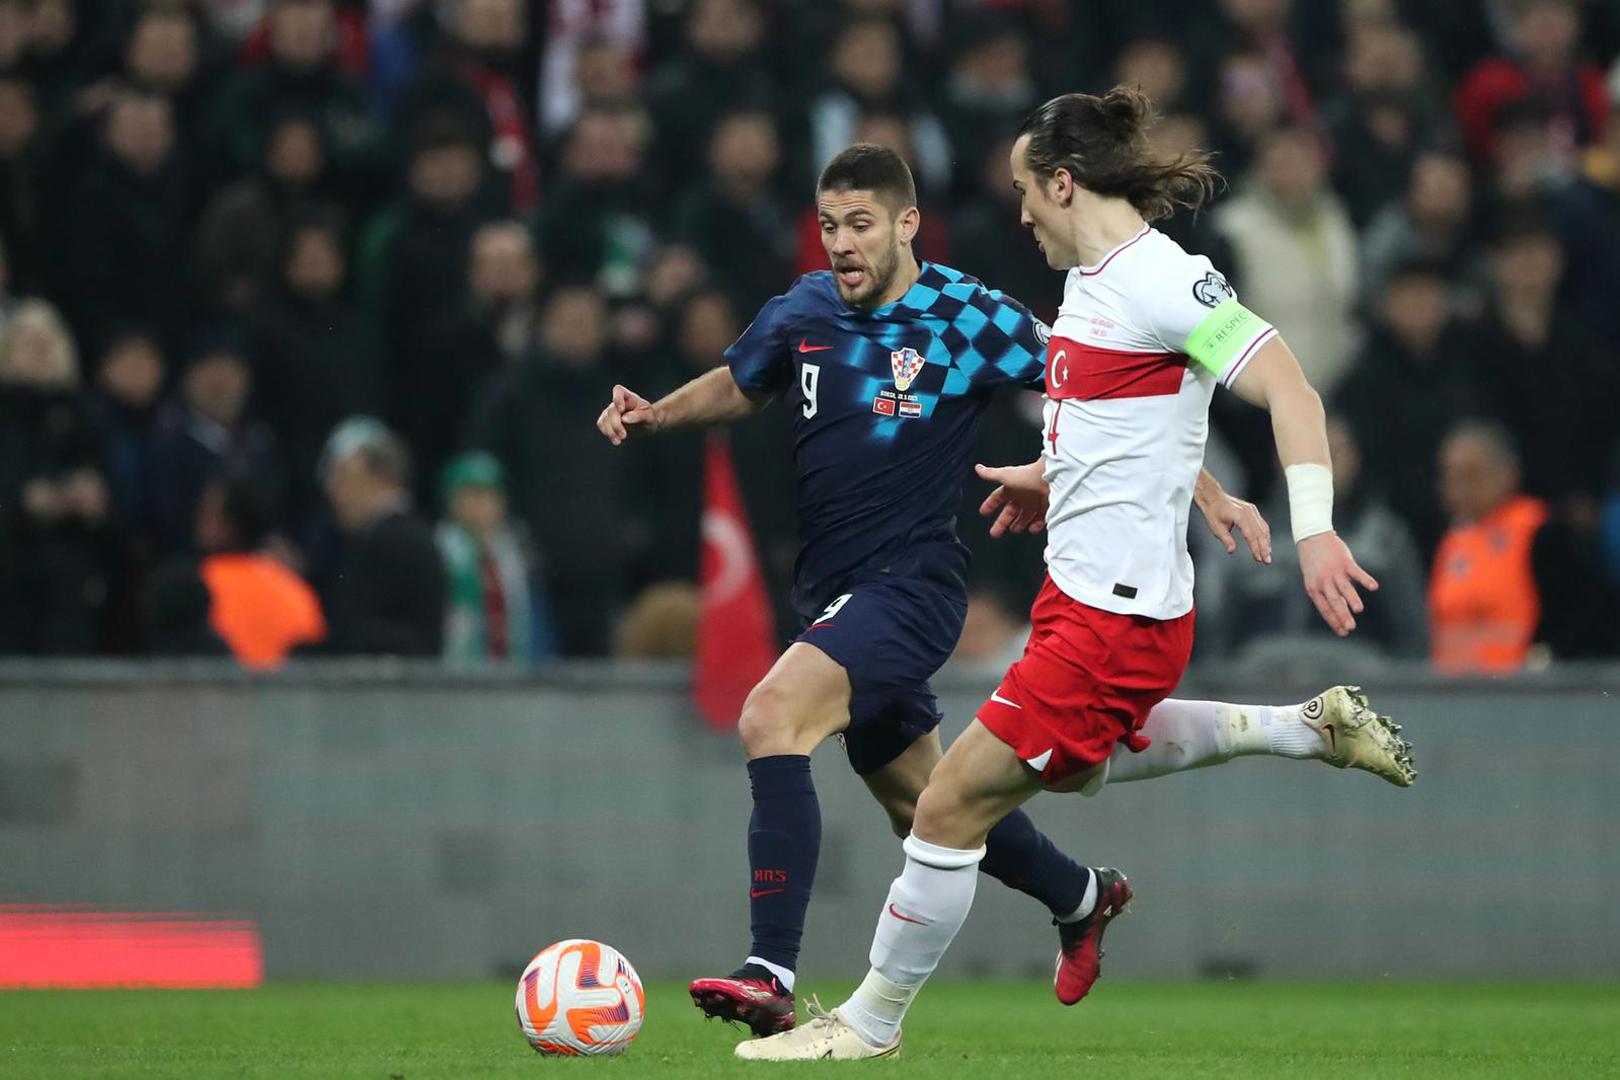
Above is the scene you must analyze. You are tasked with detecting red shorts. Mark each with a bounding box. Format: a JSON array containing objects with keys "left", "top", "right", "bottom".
[{"left": 977, "top": 575, "right": 1195, "bottom": 784}]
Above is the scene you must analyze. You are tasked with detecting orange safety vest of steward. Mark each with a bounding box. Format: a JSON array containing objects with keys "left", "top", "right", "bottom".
[
  {"left": 1428, "top": 495, "right": 1548, "bottom": 674},
  {"left": 201, "top": 553, "right": 327, "bottom": 670}
]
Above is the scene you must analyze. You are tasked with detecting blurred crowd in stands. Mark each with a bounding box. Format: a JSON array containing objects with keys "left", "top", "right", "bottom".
[{"left": 0, "top": 0, "right": 1617, "bottom": 674}]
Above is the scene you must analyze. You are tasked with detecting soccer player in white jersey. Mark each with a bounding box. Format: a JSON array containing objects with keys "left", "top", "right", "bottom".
[{"left": 733, "top": 87, "right": 1415, "bottom": 1062}]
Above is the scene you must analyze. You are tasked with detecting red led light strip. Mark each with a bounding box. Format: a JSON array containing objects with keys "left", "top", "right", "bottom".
[{"left": 0, "top": 904, "right": 262, "bottom": 988}]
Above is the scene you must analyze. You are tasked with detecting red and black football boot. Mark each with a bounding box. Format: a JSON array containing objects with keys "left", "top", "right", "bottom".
[
  {"left": 1053, "top": 867, "right": 1133, "bottom": 1005},
  {"left": 689, "top": 965, "right": 796, "bottom": 1036}
]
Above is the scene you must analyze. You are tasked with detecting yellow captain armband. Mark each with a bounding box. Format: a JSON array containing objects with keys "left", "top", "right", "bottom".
[{"left": 1184, "top": 298, "right": 1272, "bottom": 378}]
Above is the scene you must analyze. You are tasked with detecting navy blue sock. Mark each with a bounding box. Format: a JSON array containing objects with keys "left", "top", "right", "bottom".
[
  {"left": 745, "top": 754, "right": 820, "bottom": 974},
  {"left": 981, "top": 808, "right": 1091, "bottom": 918}
]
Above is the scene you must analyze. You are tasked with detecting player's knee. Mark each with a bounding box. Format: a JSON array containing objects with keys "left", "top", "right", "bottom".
[
  {"left": 737, "top": 680, "right": 802, "bottom": 758},
  {"left": 911, "top": 783, "right": 968, "bottom": 846}
]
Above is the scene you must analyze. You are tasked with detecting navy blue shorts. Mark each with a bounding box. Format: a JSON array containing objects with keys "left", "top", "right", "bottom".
[{"left": 796, "top": 577, "right": 967, "bottom": 776}]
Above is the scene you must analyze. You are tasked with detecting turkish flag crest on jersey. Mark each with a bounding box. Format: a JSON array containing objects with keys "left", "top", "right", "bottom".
[{"left": 693, "top": 435, "right": 778, "bottom": 730}]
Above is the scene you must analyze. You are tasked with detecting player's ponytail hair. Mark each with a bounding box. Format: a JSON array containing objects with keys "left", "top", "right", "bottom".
[{"left": 1016, "top": 86, "right": 1221, "bottom": 221}]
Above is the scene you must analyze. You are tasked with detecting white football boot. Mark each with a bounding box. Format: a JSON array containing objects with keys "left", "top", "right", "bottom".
[
  {"left": 1301, "top": 685, "right": 1415, "bottom": 787},
  {"left": 733, "top": 999, "right": 900, "bottom": 1061}
]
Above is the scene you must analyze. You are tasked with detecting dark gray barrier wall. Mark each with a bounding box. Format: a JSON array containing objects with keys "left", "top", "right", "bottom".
[{"left": 1, "top": 663, "right": 1616, "bottom": 981}]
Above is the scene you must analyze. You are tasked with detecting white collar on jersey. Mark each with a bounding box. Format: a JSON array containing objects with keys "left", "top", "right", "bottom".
[{"left": 1076, "top": 224, "right": 1152, "bottom": 278}]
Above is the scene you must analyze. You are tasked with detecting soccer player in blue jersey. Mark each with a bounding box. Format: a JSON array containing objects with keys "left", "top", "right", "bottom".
[{"left": 596, "top": 145, "right": 1266, "bottom": 1036}]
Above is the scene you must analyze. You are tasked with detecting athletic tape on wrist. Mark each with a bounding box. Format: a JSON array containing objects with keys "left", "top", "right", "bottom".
[{"left": 1285, "top": 463, "right": 1334, "bottom": 544}]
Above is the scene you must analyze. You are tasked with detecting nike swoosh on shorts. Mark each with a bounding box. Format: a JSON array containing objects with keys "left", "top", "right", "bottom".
[{"left": 1023, "top": 749, "right": 1054, "bottom": 771}]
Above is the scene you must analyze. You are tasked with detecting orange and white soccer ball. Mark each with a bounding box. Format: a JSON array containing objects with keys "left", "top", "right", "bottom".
[{"left": 515, "top": 939, "right": 646, "bottom": 1056}]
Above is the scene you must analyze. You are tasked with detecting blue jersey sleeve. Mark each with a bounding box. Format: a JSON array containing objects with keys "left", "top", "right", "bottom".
[
  {"left": 725, "top": 293, "right": 794, "bottom": 396},
  {"left": 975, "top": 287, "right": 1050, "bottom": 391}
]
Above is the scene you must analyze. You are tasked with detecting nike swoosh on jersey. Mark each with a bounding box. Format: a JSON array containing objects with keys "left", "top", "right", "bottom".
[
  {"left": 990, "top": 691, "right": 1022, "bottom": 709},
  {"left": 797, "top": 339, "right": 833, "bottom": 353}
]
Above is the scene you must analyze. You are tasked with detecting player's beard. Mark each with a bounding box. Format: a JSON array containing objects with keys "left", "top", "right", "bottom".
[{"left": 838, "top": 243, "right": 901, "bottom": 309}]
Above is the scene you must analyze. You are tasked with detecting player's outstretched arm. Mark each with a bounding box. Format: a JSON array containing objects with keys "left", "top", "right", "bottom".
[
  {"left": 975, "top": 460, "right": 1047, "bottom": 537},
  {"left": 977, "top": 460, "right": 1271, "bottom": 561},
  {"left": 1193, "top": 469, "right": 1272, "bottom": 563},
  {"left": 1229, "top": 338, "right": 1378, "bottom": 636},
  {"left": 595, "top": 366, "right": 765, "bottom": 445}
]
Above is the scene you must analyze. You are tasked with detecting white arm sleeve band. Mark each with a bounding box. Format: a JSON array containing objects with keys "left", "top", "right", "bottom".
[{"left": 1284, "top": 463, "right": 1334, "bottom": 544}]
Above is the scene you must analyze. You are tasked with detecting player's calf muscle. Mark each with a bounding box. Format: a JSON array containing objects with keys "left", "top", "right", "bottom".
[
  {"left": 878, "top": 799, "right": 916, "bottom": 838},
  {"left": 913, "top": 768, "right": 1036, "bottom": 849},
  {"left": 859, "top": 768, "right": 919, "bottom": 836},
  {"left": 863, "top": 736, "right": 939, "bottom": 836},
  {"left": 913, "top": 725, "right": 1045, "bottom": 847}
]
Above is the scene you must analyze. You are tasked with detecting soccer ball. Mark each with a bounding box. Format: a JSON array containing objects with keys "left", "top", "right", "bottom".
[{"left": 515, "top": 939, "right": 646, "bottom": 1056}]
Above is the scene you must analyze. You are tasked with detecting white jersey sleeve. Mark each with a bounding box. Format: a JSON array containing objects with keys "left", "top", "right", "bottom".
[{"left": 1138, "top": 255, "right": 1278, "bottom": 389}]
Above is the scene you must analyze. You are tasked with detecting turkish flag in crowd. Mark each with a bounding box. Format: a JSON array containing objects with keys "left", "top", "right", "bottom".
[{"left": 692, "top": 435, "right": 777, "bottom": 731}]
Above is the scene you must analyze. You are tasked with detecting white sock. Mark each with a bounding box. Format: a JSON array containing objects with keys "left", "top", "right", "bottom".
[
  {"left": 1240, "top": 702, "right": 1328, "bottom": 759},
  {"left": 839, "top": 834, "right": 984, "bottom": 1047},
  {"left": 1104, "top": 699, "right": 1327, "bottom": 784},
  {"left": 840, "top": 968, "right": 909, "bottom": 1045},
  {"left": 1055, "top": 867, "right": 1098, "bottom": 923},
  {"left": 744, "top": 955, "right": 795, "bottom": 992}
]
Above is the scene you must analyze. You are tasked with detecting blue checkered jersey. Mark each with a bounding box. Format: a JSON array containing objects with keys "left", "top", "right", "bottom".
[{"left": 725, "top": 262, "right": 1049, "bottom": 618}]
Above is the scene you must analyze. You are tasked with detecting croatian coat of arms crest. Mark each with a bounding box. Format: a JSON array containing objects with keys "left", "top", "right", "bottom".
[{"left": 890, "top": 347, "right": 925, "bottom": 391}]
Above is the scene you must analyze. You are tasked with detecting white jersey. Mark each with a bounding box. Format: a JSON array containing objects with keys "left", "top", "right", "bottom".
[{"left": 1041, "top": 225, "right": 1276, "bottom": 620}]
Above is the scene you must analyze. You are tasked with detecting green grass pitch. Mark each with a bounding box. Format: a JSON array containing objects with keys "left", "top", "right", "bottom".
[{"left": 3, "top": 980, "right": 1617, "bottom": 1078}]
